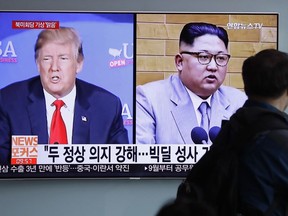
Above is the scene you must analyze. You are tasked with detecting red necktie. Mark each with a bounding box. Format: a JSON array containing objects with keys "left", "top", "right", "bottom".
[{"left": 49, "top": 100, "right": 68, "bottom": 144}]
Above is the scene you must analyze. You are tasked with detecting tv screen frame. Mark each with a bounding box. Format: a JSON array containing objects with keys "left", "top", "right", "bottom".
[{"left": 0, "top": 11, "right": 278, "bottom": 179}]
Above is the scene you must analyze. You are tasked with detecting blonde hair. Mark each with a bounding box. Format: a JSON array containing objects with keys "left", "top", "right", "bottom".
[{"left": 34, "top": 26, "right": 84, "bottom": 62}]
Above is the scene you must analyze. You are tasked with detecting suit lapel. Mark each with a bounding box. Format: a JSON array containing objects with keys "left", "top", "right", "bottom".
[
  {"left": 171, "top": 103, "right": 198, "bottom": 144},
  {"left": 72, "top": 80, "right": 90, "bottom": 144},
  {"left": 169, "top": 75, "right": 198, "bottom": 144},
  {"left": 168, "top": 76, "right": 232, "bottom": 143},
  {"left": 209, "top": 91, "right": 231, "bottom": 128},
  {"left": 27, "top": 78, "right": 48, "bottom": 144}
]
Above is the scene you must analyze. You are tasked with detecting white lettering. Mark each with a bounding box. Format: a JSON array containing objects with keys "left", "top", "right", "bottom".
[
  {"left": 254, "top": 23, "right": 263, "bottom": 29},
  {"left": 122, "top": 43, "right": 133, "bottom": 59},
  {"left": 0, "top": 41, "right": 17, "bottom": 57},
  {"left": 122, "top": 103, "right": 133, "bottom": 120}
]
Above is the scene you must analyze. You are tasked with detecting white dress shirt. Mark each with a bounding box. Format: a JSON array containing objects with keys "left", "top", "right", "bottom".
[
  {"left": 185, "top": 87, "right": 212, "bottom": 126},
  {"left": 43, "top": 86, "right": 76, "bottom": 144}
]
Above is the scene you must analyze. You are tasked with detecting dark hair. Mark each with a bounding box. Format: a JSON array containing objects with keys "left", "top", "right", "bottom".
[
  {"left": 156, "top": 199, "right": 216, "bottom": 216},
  {"left": 242, "top": 49, "right": 288, "bottom": 98},
  {"left": 179, "top": 22, "right": 229, "bottom": 48}
]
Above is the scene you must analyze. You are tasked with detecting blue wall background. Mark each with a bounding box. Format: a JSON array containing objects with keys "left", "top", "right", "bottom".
[
  {"left": 0, "top": 0, "right": 288, "bottom": 215},
  {"left": 0, "top": 12, "right": 134, "bottom": 143}
]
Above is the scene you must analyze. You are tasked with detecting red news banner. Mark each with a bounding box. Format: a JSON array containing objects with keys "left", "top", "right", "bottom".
[
  {"left": 11, "top": 136, "right": 211, "bottom": 165},
  {"left": 12, "top": 21, "right": 60, "bottom": 29},
  {"left": 11, "top": 135, "right": 38, "bottom": 165}
]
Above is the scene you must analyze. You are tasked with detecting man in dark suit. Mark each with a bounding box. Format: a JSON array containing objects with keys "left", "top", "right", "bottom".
[{"left": 0, "top": 27, "right": 128, "bottom": 164}]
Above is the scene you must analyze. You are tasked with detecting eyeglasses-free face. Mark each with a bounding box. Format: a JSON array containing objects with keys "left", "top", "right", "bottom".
[
  {"left": 180, "top": 51, "right": 231, "bottom": 67},
  {"left": 36, "top": 41, "right": 83, "bottom": 99}
]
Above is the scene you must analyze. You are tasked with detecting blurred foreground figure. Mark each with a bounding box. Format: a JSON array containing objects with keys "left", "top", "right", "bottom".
[
  {"left": 177, "top": 49, "right": 288, "bottom": 216},
  {"left": 236, "top": 49, "right": 288, "bottom": 215},
  {"left": 156, "top": 199, "right": 216, "bottom": 216}
]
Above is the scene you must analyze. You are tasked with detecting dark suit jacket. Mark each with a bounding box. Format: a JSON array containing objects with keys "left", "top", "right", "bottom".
[{"left": 0, "top": 76, "right": 129, "bottom": 164}]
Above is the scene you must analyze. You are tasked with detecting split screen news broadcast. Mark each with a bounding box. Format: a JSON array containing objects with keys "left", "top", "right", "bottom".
[{"left": 0, "top": 12, "right": 278, "bottom": 178}]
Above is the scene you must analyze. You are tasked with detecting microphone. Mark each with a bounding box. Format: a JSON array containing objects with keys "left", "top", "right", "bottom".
[
  {"left": 209, "top": 126, "right": 221, "bottom": 143},
  {"left": 191, "top": 127, "right": 208, "bottom": 144}
]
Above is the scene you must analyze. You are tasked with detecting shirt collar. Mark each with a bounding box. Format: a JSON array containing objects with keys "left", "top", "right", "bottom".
[
  {"left": 43, "top": 85, "right": 76, "bottom": 111},
  {"left": 185, "top": 86, "right": 212, "bottom": 109}
]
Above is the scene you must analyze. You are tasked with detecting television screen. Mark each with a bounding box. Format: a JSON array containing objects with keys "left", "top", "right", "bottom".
[{"left": 0, "top": 12, "right": 278, "bottom": 178}]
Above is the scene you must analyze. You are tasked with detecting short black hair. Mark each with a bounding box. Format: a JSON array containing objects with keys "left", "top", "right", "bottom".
[
  {"left": 179, "top": 22, "right": 229, "bottom": 48},
  {"left": 242, "top": 49, "right": 288, "bottom": 98},
  {"left": 156, "top": 199, "right": 216, "bottom": 216}
]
